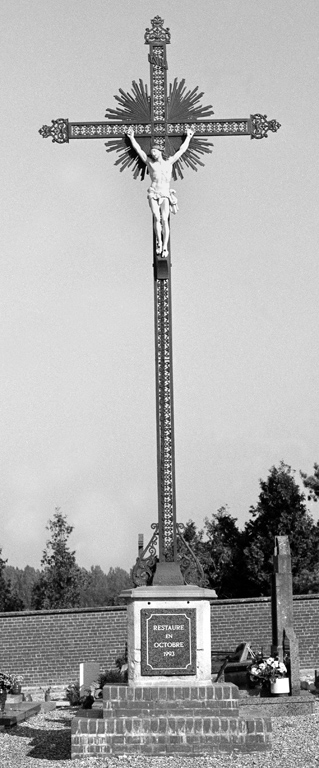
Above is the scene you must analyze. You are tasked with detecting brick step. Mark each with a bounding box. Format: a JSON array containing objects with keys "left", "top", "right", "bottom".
[
  {"left": 104, "top": 704, "right": 239, "bottom": 717},
  {"left": 103, "top": 683, "right": 239, "bottom": 703},
  {"left": 72, "top": 713, "right": 271, "bottom": 756},
  {"left": 103, "top": 683, "right": 240, "bottom": 719}
]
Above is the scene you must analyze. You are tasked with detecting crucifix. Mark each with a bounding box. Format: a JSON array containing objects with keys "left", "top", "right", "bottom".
[{"left": 40, "top": 16, "right": 280, "bottom": 587}]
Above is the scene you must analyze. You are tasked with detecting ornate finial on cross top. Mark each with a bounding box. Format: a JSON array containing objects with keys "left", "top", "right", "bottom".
[
  {"left": 144, "top": 16, "right": 171, "bottom": 44},
  {"left": 39, "top": 19, "right": 280, "bottom": 588}
]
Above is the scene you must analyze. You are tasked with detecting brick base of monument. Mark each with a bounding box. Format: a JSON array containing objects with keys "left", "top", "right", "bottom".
[{"left": 71, "top": 683, "right": 272, "bottom": 757}]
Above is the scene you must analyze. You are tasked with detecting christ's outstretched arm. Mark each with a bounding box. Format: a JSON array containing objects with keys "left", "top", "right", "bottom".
[
  {"left": 169, "top": 127, "right": 195, "bottom": 164},
  {"left": 127, "top": 127, "right": 147, "bottom": 163}
]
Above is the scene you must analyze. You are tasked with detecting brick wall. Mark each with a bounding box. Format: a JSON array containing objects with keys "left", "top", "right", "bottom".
[
  {"left": 0, "top": 595, "right": 318, "bottom": 686},
  {"left": 293, "top": 595, "right": 319, "bottom": 667},
  {"left": 0, "top": 606, "right": 127, "bottom": 685},
  {"left": 210, "top": 596, "right": 272, "bottom": 655}
]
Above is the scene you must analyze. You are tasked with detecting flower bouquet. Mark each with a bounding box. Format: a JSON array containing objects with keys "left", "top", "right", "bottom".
[
  {"left": 0, "top": 673, "right": 23, "bottom": 712},
  {"left": 249, "top": 655, "right": 287, "bottom": 690},
  {"left": 0, "top": 672, "right": 24, "bottom": 692}
]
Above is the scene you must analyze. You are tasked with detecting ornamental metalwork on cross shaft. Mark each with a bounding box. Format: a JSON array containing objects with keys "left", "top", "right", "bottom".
[{"left": 40, "top": 16, "right": 280, "bottom": 587}]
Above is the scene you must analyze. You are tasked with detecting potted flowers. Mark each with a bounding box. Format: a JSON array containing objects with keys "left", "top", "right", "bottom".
[
  {"left": 0, "top": 673, "right": 13, "bottom": 712},
  {"left": 11, "top": 675, "right": 24, "bottom": 695},
  {"left": 0, "top": 672, "right": 24, "bottom": 700},
  {"left": 249, "top": 655, "right": 289, "bottom": 694},
  {"left": 0, "top": 672, "right": 11, "bottom": 712}
]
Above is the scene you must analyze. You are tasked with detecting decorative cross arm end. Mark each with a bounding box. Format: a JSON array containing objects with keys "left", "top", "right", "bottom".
[
  {"left": 251, "top": 113, "right": 281, "bottom": 139},
  {"left": 39, "top": 118, "right": 69, "bottom": 144},
  {"left": 145, "top": 16, "right": 171, "bottom": 44}
]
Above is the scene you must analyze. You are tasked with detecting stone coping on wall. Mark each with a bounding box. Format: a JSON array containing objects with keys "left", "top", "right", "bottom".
[
  {"left": 0, "top": 605, "right": 127, "bottom": 618},
  {"left": 291, "top": 594, "right": 319, "bottom": 601},
  {"left": 212, "top": 594, "right": 319, "bottom": 605},
  {"left": 210, "top": 596, "right": 271, "bottom": 605}
]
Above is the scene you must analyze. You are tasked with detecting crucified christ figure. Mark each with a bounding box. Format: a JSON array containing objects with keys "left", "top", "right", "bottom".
[{"left": 127, "top": 127, "right": 195, "bottom": 258}]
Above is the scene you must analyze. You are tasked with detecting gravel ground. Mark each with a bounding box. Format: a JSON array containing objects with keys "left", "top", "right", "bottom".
[{"left": 1, "top": 703, "right": 319, "bottom": 767}]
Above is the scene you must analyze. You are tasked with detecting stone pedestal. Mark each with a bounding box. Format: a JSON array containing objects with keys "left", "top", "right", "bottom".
[{"left": 123, "top": 585, "right": 216, "bottom": 686}]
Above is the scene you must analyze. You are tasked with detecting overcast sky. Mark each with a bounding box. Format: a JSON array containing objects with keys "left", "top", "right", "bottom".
[{"left": 1, "top": 0, "right": 319, "bottom": 574}]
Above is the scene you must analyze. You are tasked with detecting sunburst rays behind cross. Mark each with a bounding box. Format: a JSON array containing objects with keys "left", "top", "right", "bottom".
[{"left": 104, "top": 78, "right": 214, "bottom": 181}]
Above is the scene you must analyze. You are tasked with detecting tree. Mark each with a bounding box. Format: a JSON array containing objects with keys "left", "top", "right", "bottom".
[
  {"left": 243, "top": 462, "right": 319, "bottom": 596},
  {"left": 202, "top": 507, "right": 245, "bottom": 597},
  {"left": 0, "top": 549, "right": 24, "bottom": 611},
  {"left": 79, "top": 565, "right": 132, "bottom": 606},
  {"left": 31, "top": 509, "right": 82, "bottom": 609},
  {"left": 79, "top": 565, "right": 109, "bottom": 606},
  {"left": 301, "top": 463, "right": 319, "bottom": 502},
  {"left": 5, "top": 565, "right": 40, "bottom": 609},
  {"left": 177, "top": 511, "right": 244, "bottom": 598},
  {"left": 104, "top": 567, "right": 132, "bottom": 605}
]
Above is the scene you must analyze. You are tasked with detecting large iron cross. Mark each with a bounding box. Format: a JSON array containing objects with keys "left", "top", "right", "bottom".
[{"left": 40, "top": 16, "right": 280, "bottom": 586}]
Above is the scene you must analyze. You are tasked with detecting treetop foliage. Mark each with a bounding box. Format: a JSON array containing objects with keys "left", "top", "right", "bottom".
[
  {"left": 79, "top": 565, "right": 132, "bottom": 607},
  {"left": 4, "top": 564, "right": 39, "bottom": 609},
  {"left": 0, "top": 549, "right": 24, "bottom": 611},
  {"left": 242, "top": 461, "right": 319, "bottom": 596},
  {"left": 31, "top": 508, "right": 82, "bottom": 610},
  {"left": 301, "top": 462, "right": 319, "bottom": 503}
]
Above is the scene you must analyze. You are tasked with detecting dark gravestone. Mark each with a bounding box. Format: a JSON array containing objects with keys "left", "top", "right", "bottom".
[
  {"left": 141, "top": 608, "right": 196, "bottom": 676},
  {"left": 271, "top": 536, "right": 300, "bottom": 695},
  {"left": 223, "top": 642, "right": 254, "bottom": 686},
  {"left": 0, "top": 701, "right": 41, "bottom": 727}
]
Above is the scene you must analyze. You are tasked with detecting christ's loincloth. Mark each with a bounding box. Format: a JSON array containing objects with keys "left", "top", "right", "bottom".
[{"left": 147, "top": 187, "right": 179, "bottom": 215}]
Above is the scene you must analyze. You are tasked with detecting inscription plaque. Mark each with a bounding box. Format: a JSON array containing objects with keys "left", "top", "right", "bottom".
[{"left": 141, "top": 608, "right": 196, "bottom": 676}]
